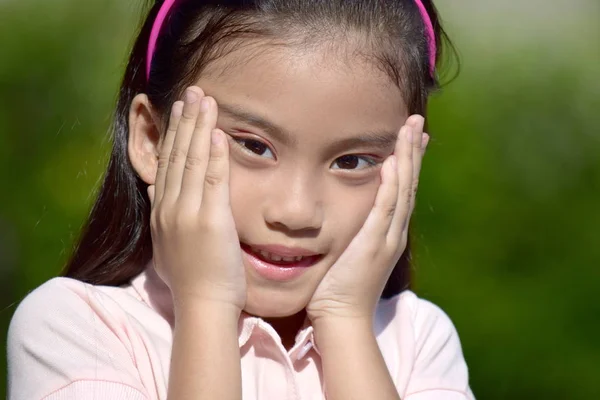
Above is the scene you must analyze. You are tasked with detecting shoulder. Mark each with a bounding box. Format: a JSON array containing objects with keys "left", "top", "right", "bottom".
[
  {"left": 10, "top": 277, "right": 96, "bottom": 334},
  {"left": 9, "top": 277, "right": 130, "bottom": 336},
  {"left": 8, "top": 276, "right": 135, "bottom": 363},
  {"left": 12, "top": 276, "right": 106, "bottom": 307},
  {"left": 8, "top": 276, "right": 154, "bottom": 353},
  {"left": 396, "top": 291, "right": 458, "bottom": 338},
  {"left": 375, "top": 291, "right": 475, "bottom": 399},
  {"left": 375, "top": 290, "right": 454, "bottom": 336},
  {"left": 8, "top": 277, "right": 150, "bottom": 399}
]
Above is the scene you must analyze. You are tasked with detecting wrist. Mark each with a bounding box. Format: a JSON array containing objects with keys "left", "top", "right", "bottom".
[
  {"left": 312, "top": 315, "right": 399, "bottom": 400},
  {"left": 311, "top": 314, "right": 373, "bottom": 335},
  {"left": 169, "top": 280, "right": 246, "bottom": 314},
  {"left": 174, "top": 297, "right": 243, "bottom": 322},
  {"left": 308, "top": 304, "right": 375, "bottom": 327}
]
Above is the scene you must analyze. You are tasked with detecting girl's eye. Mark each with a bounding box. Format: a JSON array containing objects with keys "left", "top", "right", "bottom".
[
  {"left": 331, "top": 155, "right": 378, "bottom": 170},
  {"left": 233, "top": 137, "right": 275, "bottom": 160}
]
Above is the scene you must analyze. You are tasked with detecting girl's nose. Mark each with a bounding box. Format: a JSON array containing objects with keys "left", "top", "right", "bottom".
[{"left": 263, "top": 175, "right": 323, "bottom": 233}]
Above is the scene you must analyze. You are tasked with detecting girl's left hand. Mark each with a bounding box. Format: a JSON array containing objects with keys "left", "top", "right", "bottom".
[{"left": 306, "top": 115, "right": 428, "bottom": 323}]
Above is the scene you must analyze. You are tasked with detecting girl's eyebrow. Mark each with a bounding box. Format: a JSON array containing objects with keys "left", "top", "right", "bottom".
[
  {"left": 217, "top": 101, "right": 297, "bottom": 146},
  {"left": 330, "top": 131, "right": 398, "bottom": 154},
  {"left": 217, "top": 101, "right": 398, "bottom": 151}
]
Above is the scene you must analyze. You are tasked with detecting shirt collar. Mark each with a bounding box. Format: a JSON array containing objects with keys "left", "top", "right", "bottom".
[{"left": 131, "top": 261, "right": 319, "bottom": 359}]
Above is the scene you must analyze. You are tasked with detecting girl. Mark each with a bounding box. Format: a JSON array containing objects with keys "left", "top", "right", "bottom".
[{"left": 8, "top": 0, "right": 474, "bottom": 399}]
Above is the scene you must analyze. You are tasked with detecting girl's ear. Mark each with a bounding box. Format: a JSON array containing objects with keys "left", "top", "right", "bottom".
[{"left": 128, "top": 94, "right": 161, "bottom": 185}]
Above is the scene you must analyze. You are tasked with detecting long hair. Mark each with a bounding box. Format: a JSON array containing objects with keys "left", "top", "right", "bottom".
[{"left": 62, "top": 0, "right": 457, "bottom": 298}]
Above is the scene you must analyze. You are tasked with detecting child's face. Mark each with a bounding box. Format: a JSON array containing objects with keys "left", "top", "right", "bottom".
[{"left": 196, "top": 46, "right": 408, "bottom": 318}]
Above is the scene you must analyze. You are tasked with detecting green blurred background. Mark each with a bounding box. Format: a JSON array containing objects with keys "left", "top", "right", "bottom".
[{"left": 1, "top": 0, "right": 598, "bottom": 398}]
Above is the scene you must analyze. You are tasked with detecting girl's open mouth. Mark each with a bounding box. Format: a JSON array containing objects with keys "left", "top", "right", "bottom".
[{"left": 240, "top": 243, "right": 323, "bottom": 281}]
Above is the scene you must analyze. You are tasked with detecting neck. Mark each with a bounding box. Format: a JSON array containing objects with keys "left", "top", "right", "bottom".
[{"left": 263, "top": 309, "right": 307, "bottom": 350}]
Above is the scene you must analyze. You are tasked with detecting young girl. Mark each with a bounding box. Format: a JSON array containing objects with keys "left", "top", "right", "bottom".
[{"left": 8, "top": 0, "right": 474, "bottom": 399}]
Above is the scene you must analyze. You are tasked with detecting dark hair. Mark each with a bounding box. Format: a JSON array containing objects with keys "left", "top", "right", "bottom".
[{"left": 63, "top": 0, "right": 456, "bottom": 298}]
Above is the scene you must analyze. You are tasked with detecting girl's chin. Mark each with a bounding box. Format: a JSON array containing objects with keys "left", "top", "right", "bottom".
[{"left": 243, "top": 288, "right": 311, "bottom": 318}]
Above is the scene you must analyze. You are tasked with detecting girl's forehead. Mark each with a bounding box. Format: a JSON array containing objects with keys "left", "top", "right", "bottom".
[
  {"left": 204, "top": 43, "right": 401, "bottom": 93},
  {"left": 197, "top": 45, "right": 408, "bottom": 135}
]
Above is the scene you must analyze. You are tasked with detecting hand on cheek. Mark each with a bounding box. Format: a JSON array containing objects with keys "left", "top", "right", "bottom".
[
  {"left": 306, "top": 115, "right": 428, "bottom": 323},
  {"left": 147, "top": 87, "right": 247, "bottom": 313}
]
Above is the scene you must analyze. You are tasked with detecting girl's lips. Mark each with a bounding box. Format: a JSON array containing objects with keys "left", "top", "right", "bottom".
[{"left": 240, "top": 243, "right": 323, "bottom": 282}]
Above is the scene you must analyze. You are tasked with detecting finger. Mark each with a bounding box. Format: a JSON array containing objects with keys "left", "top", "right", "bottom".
[
  {"left": 406, "top": 114, "right": 425, "bottom": 159},
  {"left": 406, "top": 114, "right": 424, "bottom": 158},
  {"left": 162, "top": 87, "right": 204, "bottom": 204},
  {"left": 201, "top": 129, "right": 231, "bottom": 214},
  {"left": 179, "top": 96, "right": 218, "bottom": 209},
  {"left": 405, "top": 115, "right": 425, "bottom": 216},
  {"left": 154, "top": 100, "right": 183, "bottom": 204},
  {"left": 422, "top": 133, "right": 430, "bottom": 156},
  {"left": 358, "top": 155, "right": 399, "bottom": 239},
  {"left": 388, "top": 125, "right": 414, "bottom": 241}
]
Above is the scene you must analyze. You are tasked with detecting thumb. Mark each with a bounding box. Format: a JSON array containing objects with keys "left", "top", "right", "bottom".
[{"left": 202, "top": 129, "right": 230, "bottom": 211}]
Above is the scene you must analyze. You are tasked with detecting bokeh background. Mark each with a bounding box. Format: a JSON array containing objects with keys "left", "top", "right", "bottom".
[{"left": 1, "top": 0, "right": 598, "bottom": 398}]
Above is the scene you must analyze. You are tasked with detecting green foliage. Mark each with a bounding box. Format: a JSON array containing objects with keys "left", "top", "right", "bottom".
[{"left": 1, "top": 1, "right": 598, "bottom": 398}]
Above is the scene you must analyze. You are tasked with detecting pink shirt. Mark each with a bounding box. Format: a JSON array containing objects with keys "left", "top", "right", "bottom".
[{"left": 7, "top": 264, "right": 475, "bottom": 399}]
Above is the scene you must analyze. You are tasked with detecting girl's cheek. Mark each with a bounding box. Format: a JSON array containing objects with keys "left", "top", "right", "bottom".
[
  {"left": 228, "top": 163, "right": 274, "bottom": 232},
  {"left": 325, "top": 180, "right": 380, "bottom": 247}
]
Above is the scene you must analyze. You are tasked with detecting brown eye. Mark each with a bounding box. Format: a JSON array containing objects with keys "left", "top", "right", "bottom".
[
  {"left": 234, "top": 138, "right": 275, "bottom": 159},
  {"left": 332, "top": 155, "right": 377, "bottom": 170},
  {"left": 335, "top": 155, "right": 359, "bottom": 169},
  {"left": 243, "top": 139, "right": 267, "bottom": 154}
]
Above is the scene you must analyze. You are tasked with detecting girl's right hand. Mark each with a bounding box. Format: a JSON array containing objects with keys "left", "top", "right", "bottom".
[{"left": 147, "top": 86, "right": 247, "bottom": 313}]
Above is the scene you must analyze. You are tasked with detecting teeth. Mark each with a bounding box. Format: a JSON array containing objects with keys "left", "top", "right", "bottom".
[{"left": 253, "top": 247, "right": 306, "bottom": 263}]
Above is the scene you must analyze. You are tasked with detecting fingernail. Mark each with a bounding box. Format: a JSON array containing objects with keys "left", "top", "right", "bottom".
[
  {"left": 185, "top": 89, "right": 198, "bottom": 103},
  {"left": 211, "top": 129, "right": 222, "bottom": 145},
  {"left": 200, "top": 97, "right": 210, "bottom": 113},
  {"left": 172, "top": 101, "right": 183, "bottom": 117},
  {"left": 390, "top": 155, "right": 397, "bottom": 169}
]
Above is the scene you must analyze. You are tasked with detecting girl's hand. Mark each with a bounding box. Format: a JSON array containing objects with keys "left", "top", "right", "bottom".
[
  {"left": 147, "top": 86, "right": 246, "bottom": 313},
  {"left": 306, "top": 115, "right": 428, "bottom": 323}
]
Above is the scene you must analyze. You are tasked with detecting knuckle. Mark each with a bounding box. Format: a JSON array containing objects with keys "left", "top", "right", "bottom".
[
  {"left": 174, "top": 211, "right": 194, "bottom": 229},
  {"left": 197, "top": 213, "right": 221, "bottom": 232},
  {"left": 184, "top": 155, "right": 204, "bottom": 171},
  {"left": 157, "top": 209, "right": 171, "bottom": 228},
  {"left": 412, "top": 177, "right": 420, "bottom": 189},
  {"left": 411, "top": 178, "right": 420, "bottom": 196},
  {"left": 204, "top": 169, "right": 223, "bottom": 187},
  {"left": 149, "top": 214, "right": 158, "bottom": 231},
  {"left": 151, "top": 209, "right": 169, "bottom": 231},
  {"left": 169, "top": 148, "right": 186, "bottom": 164},
  {"left": 180, "top": 110, "right": 197, "bottom": 123},
  {"left": 400, "top": 234, "right": 408, "bottom": 249},
  {"left": 363, "top": 241, "right": 380, "bottom": 258},
  {"left": 393, "top": 238, "right": 408, "bottom": 258},
  {"left": 402, "top": 186, "right": 412, "bottom": 205},
  {"left": 157, "top": 156, "right": 170, "bottom": 170},
  {"left": 382, "top": 203, "right": 396, "bottom": 219}
]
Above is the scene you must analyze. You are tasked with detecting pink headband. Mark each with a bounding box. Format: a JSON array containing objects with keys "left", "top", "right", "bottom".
[
  {"left": 146, "top": 0, "right": 437, "bottom": 80},
  {"left": 414, "top": 0, "right": 437, "bottom": 77},
  {"left": 146, "top": 0, "right": 178, "bottom": 80}
]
